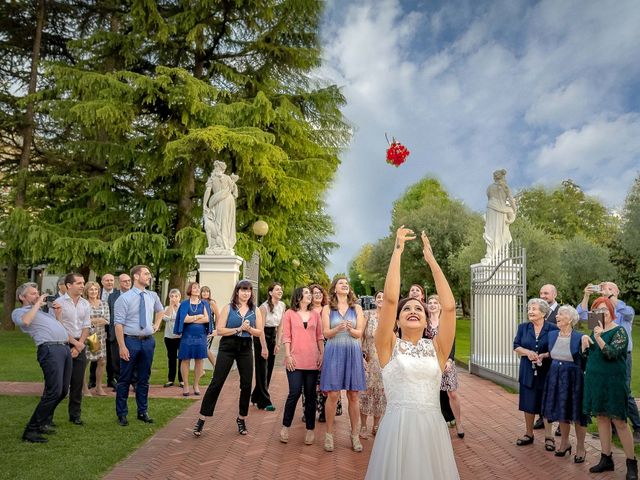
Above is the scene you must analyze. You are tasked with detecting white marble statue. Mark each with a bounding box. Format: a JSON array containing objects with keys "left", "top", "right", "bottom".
[
  {"left": 203, "top": 161, "right": 238, "bottom": 255},
  {"left": 482, "top": 169, "right": 517, "bottom": 264}
]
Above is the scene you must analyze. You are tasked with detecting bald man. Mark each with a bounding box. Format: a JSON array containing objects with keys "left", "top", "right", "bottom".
[{"left": 539, "top": 284, "right": 559, "bottom": 325}]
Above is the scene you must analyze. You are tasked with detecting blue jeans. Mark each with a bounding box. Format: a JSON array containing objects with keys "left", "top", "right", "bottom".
[
  {"left": 626, "top": 354, "right": 640, "bottom": 430},
  {"left": 116, "top": 336, "right": 155, "bottom": 417},
  {"left": 283, "top": 369, "right": 319, "bottom": 430}
]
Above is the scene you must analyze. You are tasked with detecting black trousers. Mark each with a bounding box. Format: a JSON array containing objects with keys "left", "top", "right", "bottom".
[
  {"left": 68, "top": 347, "right": 87, "bottom": 421},
  {"left": 283, "top": 369, "right": 318, "bottom": 430},
  {"left": 200, "top": 336, "right": 253, "bottom": 417},
  {"left": 25, "top": 343, "right": 72, "bottom": 432},
  {"left": 109, "top": 340, "right": 120, "bottom": 380},
  {"left": 250, "top": 326, "right": 276, "bottom": 408},
  {"left": 164, "top": 337, "right": 183, "bottom": 383}
]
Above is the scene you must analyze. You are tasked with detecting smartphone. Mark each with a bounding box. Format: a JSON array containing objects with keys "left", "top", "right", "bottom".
[
  {"left": 587, "top": 312, "right": 604, "bottom": 330},
  {"left": 45, "top": 295, "right": 56, "bottom": 303},
  {"left": 589, "top": 284, "right": 601, "bottom": 293}
]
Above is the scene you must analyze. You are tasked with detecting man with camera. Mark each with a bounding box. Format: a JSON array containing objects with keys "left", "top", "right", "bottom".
[
  {"left": 12, "top": 283, "right": 72, "bottom": 443},
  {"left": 578, "top": 282, "right": 640, "bottom": 443},
  {"left": 53, "top": 273, "right": 92, "bottom": 426}
]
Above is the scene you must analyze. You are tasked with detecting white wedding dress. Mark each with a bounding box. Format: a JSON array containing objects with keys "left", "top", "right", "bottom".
[{"left": 365, "top": 337, "right": 459, "bottom": 479}]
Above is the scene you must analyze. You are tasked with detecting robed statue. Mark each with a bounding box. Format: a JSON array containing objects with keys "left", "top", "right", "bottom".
[
  {"left": 482, "top": 169, "right": 517, "bottom": 263},
  {"left": 203, "top": 160, "right": 238, "bottom": 255}
]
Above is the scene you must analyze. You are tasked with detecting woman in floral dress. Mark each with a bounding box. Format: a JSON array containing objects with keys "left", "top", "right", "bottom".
[
  {"left": 84, "top": 281, "right": 110, "bottom": 396},
  {"left": 359, "top": 291, "right": 386, "bottom": 438}
]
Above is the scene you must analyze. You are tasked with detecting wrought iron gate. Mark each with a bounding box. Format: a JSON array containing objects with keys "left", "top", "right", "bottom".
[{"left": 470, "top": 243, "right": 526, "bottom": 390}]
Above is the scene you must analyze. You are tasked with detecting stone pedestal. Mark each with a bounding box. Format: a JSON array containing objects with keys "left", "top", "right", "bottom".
[{"left": 196, "top": 254, "right": 244, "bottom": 370}]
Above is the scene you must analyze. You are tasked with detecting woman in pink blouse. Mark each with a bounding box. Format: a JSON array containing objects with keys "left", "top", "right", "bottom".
[{"left": 279, "top": 286, "right": 324, "bottom": 446}]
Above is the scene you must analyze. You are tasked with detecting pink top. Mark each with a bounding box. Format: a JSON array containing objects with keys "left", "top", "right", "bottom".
[{"left": 282, "top": 309, "right": 324, "bottom": 370}]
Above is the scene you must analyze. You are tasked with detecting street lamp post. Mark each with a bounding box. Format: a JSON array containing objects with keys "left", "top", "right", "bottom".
[{"left": 251, "top": 220, "right": 269, "bottom": 304}]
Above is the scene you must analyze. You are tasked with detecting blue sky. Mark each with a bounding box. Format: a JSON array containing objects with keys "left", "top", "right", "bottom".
[{"left": 318, "top": 0, "right": 640, "bottom": 275}]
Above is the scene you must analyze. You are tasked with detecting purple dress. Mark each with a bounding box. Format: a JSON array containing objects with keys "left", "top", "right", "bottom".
[{"left": 319, "top": 307, "right": 366, "bottom": 391}]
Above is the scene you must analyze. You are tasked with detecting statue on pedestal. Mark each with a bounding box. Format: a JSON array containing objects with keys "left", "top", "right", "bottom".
[
  {"left": 482, "top": 169, "right": 517, "bottom": 264},
  {"left": 203, "top": 160, "right": 238, "bottom": 255}
]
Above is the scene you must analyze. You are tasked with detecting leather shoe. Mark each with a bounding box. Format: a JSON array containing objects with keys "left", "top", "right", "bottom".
[
  {"left": 39, "top": 425, "right": 56, "bottom": 434},
  {"left": 118, "top": 416, "right": 129, "bottom": 426},
  {"left": 108, "top": 379, "right": 118, "bottom": 389},
  {"left": 533, "top": 417, "right": 545, "bottom": 429},
  {"left": 70, "top": 418, "right": 84, "bottom": 426},
  {"left": 23, "top": 431, "right": 48, "bottom": 443},
  {"left": 88, "top": 382, "right": 96, "bottom": 389},
  {"left": 137, "top": 413, "right": 154, "bottom": 423}
]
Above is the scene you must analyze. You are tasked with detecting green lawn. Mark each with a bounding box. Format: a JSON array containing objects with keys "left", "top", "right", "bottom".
[
  {"left": 0, "top": 329, "right": 210, "bottom": 387},
  {"left": 0, "top": 395, "right": 192, "bottom": 480}
]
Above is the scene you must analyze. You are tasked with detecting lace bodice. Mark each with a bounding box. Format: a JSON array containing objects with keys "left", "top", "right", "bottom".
[{"left": 382, "top": 337, "right": 441, "bottom": 412}]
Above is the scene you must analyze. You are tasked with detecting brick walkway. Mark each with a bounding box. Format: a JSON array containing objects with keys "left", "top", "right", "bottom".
[{"left": 90, "top": 369, "right": 628, "bottom": 480}]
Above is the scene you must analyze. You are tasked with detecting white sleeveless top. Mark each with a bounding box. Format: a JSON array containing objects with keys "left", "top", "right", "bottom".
[{"left": 261, "top": 300, "right": 285, "bottom": 327}]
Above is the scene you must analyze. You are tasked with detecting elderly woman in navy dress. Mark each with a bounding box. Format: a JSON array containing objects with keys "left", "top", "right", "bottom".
[
  {"left": 540, "top": 305, "right": 590, "bottom": 462},
  {"left": 513, "top": 298, "right": 559, "bottom": 451}
]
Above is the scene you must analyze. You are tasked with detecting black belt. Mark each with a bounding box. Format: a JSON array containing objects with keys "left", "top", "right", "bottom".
[
  {"left": 39, "top": 341, "right": 69, "bottom": 346},
  {"left": 125, "top": 334, "right": 152, "bottom": 340}
]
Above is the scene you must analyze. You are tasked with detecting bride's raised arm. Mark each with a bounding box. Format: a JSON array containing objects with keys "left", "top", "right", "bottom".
[
  {"left": 421, "top": 232, "right": 456, "bottom": 370},
  {"left": 376, "top": 226, "right": 416, "bottom": 367}
]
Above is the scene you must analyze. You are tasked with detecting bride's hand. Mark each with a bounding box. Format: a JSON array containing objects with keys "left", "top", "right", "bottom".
[
  {"left": 421, "top": 231, "right": 434, "bottom": 261},
  {"left": 395, "top": 226, "right": 416, "bottom": 252}
]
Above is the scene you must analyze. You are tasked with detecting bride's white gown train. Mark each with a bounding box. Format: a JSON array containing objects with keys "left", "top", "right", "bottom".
[{"left": 365, "top": 337, "right": 460, "bottom": 479}]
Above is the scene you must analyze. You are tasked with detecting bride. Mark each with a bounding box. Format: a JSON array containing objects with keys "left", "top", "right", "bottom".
[{"left": 365, "top": 226, "right": 459, "bottom": 479}]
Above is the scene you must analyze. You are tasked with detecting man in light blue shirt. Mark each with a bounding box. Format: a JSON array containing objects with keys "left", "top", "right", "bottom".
[
  {"left": 113, "top": 265, "right": 163, "bottom": 426},
  {"left": 578, "top": 281, "right": 639, "bottom": 443},
  {"left": 12, "top": 283, "right": 72, "bottom": 443}
]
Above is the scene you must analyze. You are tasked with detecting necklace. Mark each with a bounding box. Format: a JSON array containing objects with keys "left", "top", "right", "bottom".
[{"left": 190, "top": 300, "right": 200, "bottom": 313}]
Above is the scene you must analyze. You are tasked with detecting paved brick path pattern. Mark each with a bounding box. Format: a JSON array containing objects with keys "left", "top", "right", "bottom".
[{"left": 2, "top": 370, "right": 628, "bottom": 479}]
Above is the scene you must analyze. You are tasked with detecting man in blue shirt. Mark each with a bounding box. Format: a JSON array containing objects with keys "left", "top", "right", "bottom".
[
  {"left": 113, "top": 265, "right": 163, "bottom": 426},
  {"left": 12, "top": 283, "right": 72, "bottom": 443},
  {"left": 578, "top": 281, "right": 640, "bottom": 443}
]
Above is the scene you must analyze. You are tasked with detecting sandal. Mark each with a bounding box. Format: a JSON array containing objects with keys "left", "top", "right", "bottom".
[
  {"left": 193, "top": 419, "right": 205, "bottom": 437},
  {"left": 545, "top": 437, "right": 555, "bottom": 451},
  {"left": 516, "top": 434, "right": 534, "bottom": 446},
  {"left": 574, "top": 453, "right": 586, "bottom": 464},
  {"left": 236, "top": 417, "right": 248, "bottom": 435}
]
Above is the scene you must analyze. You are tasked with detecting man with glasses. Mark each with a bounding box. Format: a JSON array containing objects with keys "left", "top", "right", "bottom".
[{"left": 578, "top": 282, "right": 639, "bottom": 443}]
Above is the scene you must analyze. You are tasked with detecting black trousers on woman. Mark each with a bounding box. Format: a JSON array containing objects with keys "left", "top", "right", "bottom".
[
  {"left": 164, "top": 337, "right": 183, "bottom": 384},
  {"left": 200, "top": 336, "right": 253, "bottom": 417},
  {"left": 283, "top": 369, "right": 318, "bottom": 430},
  {"left": 251, "top": 326, "right": 277, "bottom": 408}
]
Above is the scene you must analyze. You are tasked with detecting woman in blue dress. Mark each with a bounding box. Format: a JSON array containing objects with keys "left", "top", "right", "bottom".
[
  {"left": 513, "top": 298, "right": 558, "bottom": 451},
  {"left": 174, "top": 282, "right": 213, "bottom": 396},
  {"left": 319, "top": 276, "right": 366, "bottom": 452}
]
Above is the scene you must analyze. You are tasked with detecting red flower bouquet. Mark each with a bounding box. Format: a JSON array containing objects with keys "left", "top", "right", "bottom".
[{"left": 385, "top": 134, "right": 410, "bottom": 167}]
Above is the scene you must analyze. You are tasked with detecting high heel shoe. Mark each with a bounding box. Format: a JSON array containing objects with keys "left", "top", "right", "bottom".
[
  {"left": 193, "top": 419, "right": 205, "bottom": 437},
  {"left": 236, "top": 417, "right": 248, "bottom": 435},
  {"left": 555, "top": 445, "right": 572, "bottom": 457},
  {"left": 324, "top": 433, "right": 334, "bottom": 452},
  {"left": 351, "top": 434, "right": 363, "bottom": 452}
]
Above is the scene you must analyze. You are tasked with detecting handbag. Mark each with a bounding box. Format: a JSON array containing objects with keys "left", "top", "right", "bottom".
[{"left": 86, "top": 332, "right": 100, "bottom": 353}]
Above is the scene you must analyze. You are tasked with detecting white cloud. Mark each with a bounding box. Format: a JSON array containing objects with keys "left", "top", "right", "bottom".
[{"left": 320, "top": 0, "right": 640, "bottom": 275}]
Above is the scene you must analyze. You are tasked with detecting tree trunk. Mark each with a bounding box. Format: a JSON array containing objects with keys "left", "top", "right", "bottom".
[
  {"left": 168, "top": 162, "right": 196, "bottom": 292},
  {"left": 2, "top": 0, "right": 46, "bottom": 330}
]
